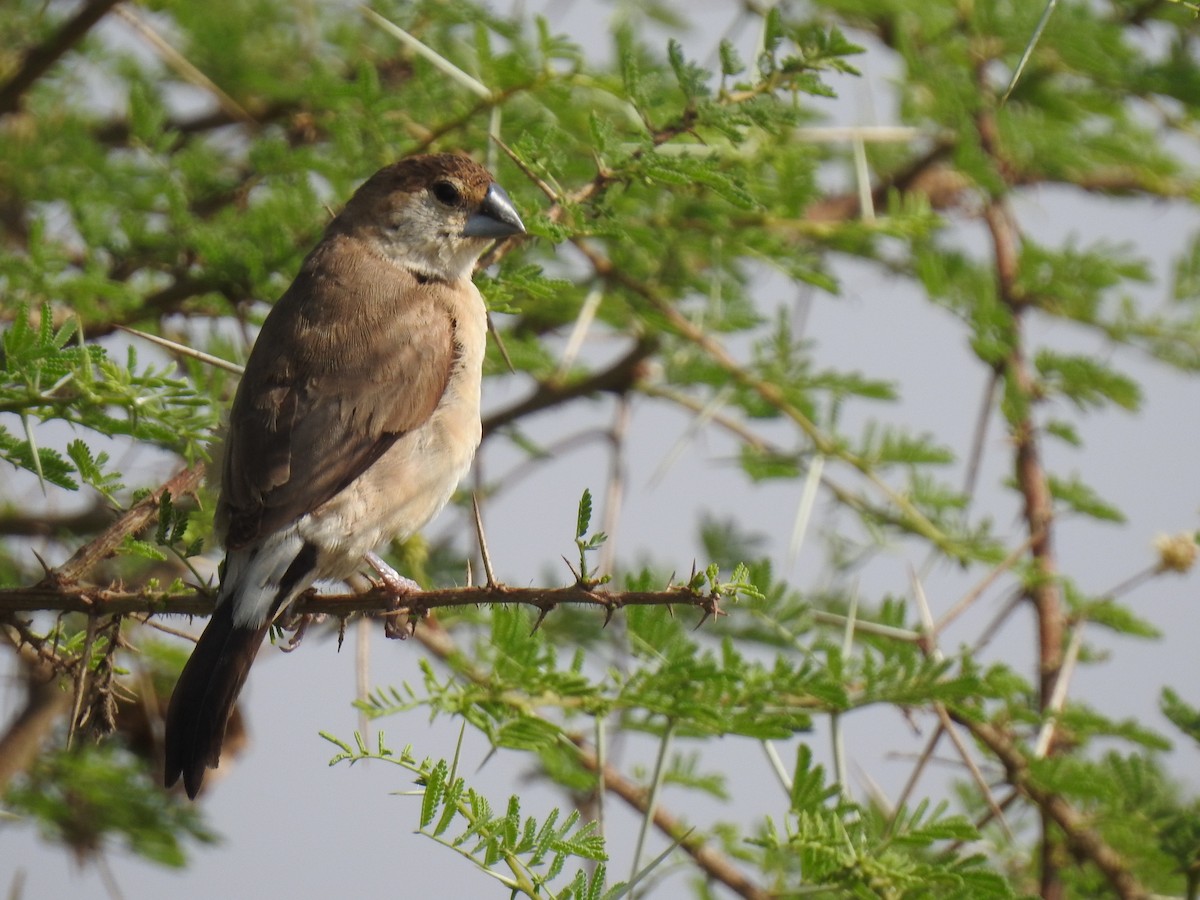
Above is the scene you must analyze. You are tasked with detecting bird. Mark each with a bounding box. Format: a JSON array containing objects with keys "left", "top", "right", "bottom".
[{"left": 164, "top": 153, "right": 525, "bottom": 798}]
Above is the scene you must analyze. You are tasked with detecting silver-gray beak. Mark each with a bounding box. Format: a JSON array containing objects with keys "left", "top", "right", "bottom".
[{"left": 462, "top": 183, "right": 526, "bottom": 239}]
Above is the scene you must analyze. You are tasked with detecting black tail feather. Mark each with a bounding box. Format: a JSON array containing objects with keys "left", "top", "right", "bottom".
[{"left": 164, "top": 600, "right": 271, "bottom": 798}]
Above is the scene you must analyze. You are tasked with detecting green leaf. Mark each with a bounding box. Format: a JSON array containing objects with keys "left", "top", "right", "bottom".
[
  {"left": 1035, "top": 350, "right": 1142, "bottom": 412},
  {"left": 1161, "top": 688, "right": 1200, "bottom": 747},
  {"left": 420, "top": 759, "right": 448, "bottom": 829},
  {"left": 666, "top": 38, "right": 709, "bottom": 100},
  {"left": 1047, "top": 473, "right": 1126, "bottom": 523},
  {"left": 576, "top": 488, "right": 593, "bottom": 540},
  {"left": 718, "top": 40, "right": 745, "bottom": 78}
]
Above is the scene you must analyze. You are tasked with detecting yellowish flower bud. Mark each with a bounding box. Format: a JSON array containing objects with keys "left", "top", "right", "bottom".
[{"left": 1154, "top": 532, "right": 1198, "bottom": 574}]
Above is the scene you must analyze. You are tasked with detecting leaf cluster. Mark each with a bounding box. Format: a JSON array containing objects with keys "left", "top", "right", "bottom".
[
  {"left": 1, "top": 304, "right": 214, "bottom": 496},
  {"left": 322, "top": 732, "right": 615, "bottom": 899}
]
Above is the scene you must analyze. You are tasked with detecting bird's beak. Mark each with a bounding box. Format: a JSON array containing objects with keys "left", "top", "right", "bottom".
[{"left": 462, "top": 183, "right": 526, "bottom": 238}]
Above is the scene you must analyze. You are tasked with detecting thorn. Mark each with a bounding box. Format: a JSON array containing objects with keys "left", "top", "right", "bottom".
[
  {"left": 471, "top": 493, "right": 498, "bottom": 588},
  {"left": 530, "top": 604, "right": 554, "bottom": 635},
  {"left": 601, "top": 604, "right": 616, "bottom": 628},
  {"left": 114, "top": 323, "right": 246, "bottom": 374},
  {"left": 694, "top": 597, "right": 721, "bottom": 630},
  {"left": 337, "top": 616, "right": 346, "bottom": 652},
  {"left": 562, "top": 555, "right": 581, "bottom": 582},
  {"left": 492, "top": 134, "right": 562, "bottom": 203},
  {"left": 488, "top": 313, "right": 517, "bottom": 374},
  {"left": 665, "top": 570, "right": 677, "bottom": 590},
  {"left": 32, "top": 549, "right": 58, "bottom": 586},
  {"left": 475, "top": 745, "right": 499, "bottom": 774},
  {"left": 32, "top": 549, "right": 53, "bottom": 575}
]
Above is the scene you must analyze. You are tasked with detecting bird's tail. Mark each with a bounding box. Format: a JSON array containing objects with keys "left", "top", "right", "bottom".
[
  {"left": 163, "top": 598, "right": 271, "bottom": 798},
  {"left": 164, "top": 534, "right": 318, "bottom": 797}
]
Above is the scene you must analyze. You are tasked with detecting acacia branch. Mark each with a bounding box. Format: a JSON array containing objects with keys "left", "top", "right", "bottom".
[
  {"left": 976, "top": 84, "right": 1066, "bottom": 900},
  {"left": 975, "top": 121, "right": 1064, "bottom": 713},
  {"left": 0, "top": 582, "right": 721, "bottom": 621},
  {"left": 45, "top": 462, "right": 206, "bottom": 587},
  {"left": 0, "top": 0, "right": 122, "bottom": 117},
  {"left": 0, "top": 640, "right": 72, "bottom": 793},
  {"left": 0, "top": 503, "right": 113, "bottom": 538},
  {"left": 961, "top": 716, "right": 1151, "bottom": 900},
  {"left": 482, "top": 336, "right": 657, "bottom": 437}
]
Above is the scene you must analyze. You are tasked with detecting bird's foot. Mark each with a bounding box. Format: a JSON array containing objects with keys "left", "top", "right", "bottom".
[
  {"left": 277, "top": 587, "right": 320, "bottom": 651},
  {"left": 364, "top": 551, "right": 422, "bottom": 594},
  {"left": 363, "top": 552, "right": 425, "bottom": 639}
]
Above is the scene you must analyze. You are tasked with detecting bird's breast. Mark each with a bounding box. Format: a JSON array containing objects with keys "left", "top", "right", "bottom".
[{"left": 297, "top": 283, "right": 487, "bottom": 579}]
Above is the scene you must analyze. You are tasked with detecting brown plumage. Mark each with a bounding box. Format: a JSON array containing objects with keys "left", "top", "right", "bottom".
[{"left": 164, "top": 154, "right": 524, "bottom": 798}]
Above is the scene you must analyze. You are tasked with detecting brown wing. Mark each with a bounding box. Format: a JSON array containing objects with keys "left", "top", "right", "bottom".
[{"left": 218, "top": 235, "right": 456, "bottom": 549}]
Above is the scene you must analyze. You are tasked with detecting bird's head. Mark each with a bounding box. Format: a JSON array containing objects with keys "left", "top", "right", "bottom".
[{"left": 336, "top": 153, "right": 526, "bottom": 282}]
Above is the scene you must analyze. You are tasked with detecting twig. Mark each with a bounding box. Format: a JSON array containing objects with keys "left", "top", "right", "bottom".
[
  {"left": 935, "top": 531, "right": 1040, "bottom": 635},
  {"left": 482, "top": 338, "right": 655, "bottom": 438},
  {"left": 887, "top": 720, "right": 944, "bottom": 835},
  {"left": 910, "top": 569, "right": 1013, "bottom": 840},
  {"left": 629, "top": 721, "right": 675, "bottom": 898},
  {"left": 0, "top": 581, "right": 724, "bottom": 619},
  {"left": 571, "top": 737, "right": 770, "bottom": 900},
  {"left": 961, "top": 369, "right": 999, "bottom": 507},
  {"left": 0, "top": 0, "right": 122, "bottom": 117},
  {"left": 48, "top": 463, "right": 206, "bottom": 587},
  {"left": 961, "top": 716, "right": 1152, "bottom": 900},
  {"left": 112, "top": 6, "right": 255, "bottom": 125}
]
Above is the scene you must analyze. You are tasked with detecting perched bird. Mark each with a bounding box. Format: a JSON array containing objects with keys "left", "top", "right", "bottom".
[{"left": 164, "top": 154, "right": 525, "bottom": 798}]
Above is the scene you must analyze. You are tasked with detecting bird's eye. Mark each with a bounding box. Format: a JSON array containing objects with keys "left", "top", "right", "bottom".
[{"left": 432, "top": 181, "right": 461, "bottom": 206}]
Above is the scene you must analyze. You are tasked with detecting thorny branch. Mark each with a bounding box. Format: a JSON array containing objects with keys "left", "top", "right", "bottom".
[
  {"left": 46, "top": 462, "right": 206, "bottom": 587},
  {"left": 976, "top": 68, "right": 1067, "bottom": 893},
  {"left": 907, "top": 575, "right": 1149, "bottom": 900},
  {"left": 959, "top": 715, "right": 1151, "bottom": 900},
  {"left": 0, "top": 580, "right": 725, "bottom": 622}
]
